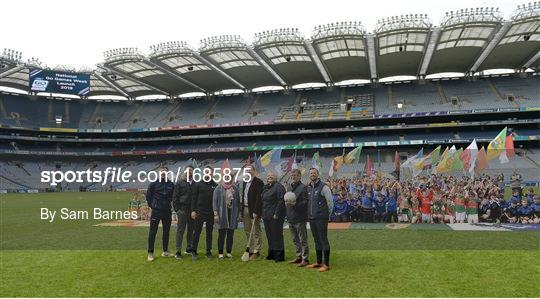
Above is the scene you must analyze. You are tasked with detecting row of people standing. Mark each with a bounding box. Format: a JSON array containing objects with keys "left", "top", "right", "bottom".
[{"left": 145, "top": 165, "right": 334, "bottom": 272}]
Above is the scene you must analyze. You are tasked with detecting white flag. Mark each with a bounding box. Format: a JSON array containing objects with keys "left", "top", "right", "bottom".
[{"left": 466, "top": 139, "right": 479, "bottom": 175}]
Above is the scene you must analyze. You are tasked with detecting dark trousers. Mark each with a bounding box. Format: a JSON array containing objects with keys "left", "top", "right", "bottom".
[
  {"left": 386, "top": 211, "right": 398, "bottom": 223},
  {"left": 350, "top": 208, "right": 361, "bottom": 222},
  {"left": 374, "top": 212, "right": 385, "bottom": 223},
  {"left": 360, "top": 207, "right": 374, "bottom": 222},
  {"left": 335, "top": 214, "right": 348, "bottom": 222},
  {"left": 148, "top": 210, "right": 172, "bottom": 253},
  {"left": 192, "top": 214, "right": 214, "bottom": 254},
  {"left": 175, "top": 210, "right": 194, "bottom": 252},
  {"left": 310, "top": 219, "right": 330, "bottom": 266},
  {"left": 217, "top": 229, "right": 234, "bottom": 254},
  {"left": 263, "top": 218, "right": 285, "bottom": 261}
]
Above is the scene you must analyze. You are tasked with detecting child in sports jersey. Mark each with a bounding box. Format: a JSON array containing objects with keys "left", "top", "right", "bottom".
[
  {"left": 398, "top": 189, "right": 413, "bottom": 223},
  {"left": 465, "top": 190, "right": 480, "bottom": 224},
  {"left": 417, "top": 186, "right": 433, "bottom": 223},
  {"left": 385, "top": 186, "right": 399, "bottom": 223},
  {"left": 518, "top": 198, "right": 534, "bottom": 224},
  {"left": 431, "top": 192, "right": 445, "bottom": 224},
  {"left": 453, "top": 189, "right": 467, "bottom": 223},
  {"left": 373, "top": 193, "right": 387, "bottom": 223},
  {"left": 410, "top": 196, "right": 421, "bottom": 224},
  {"left": 525, "top": 187, "right": 536, "bottom": 204},
  {"left": 532, "top": 196, "right": 540, "bottom": 224},
  {"left": 502, "top": 200, "right": 519, "bottom": 223},
  {"left": 444, "top": 195, "right": 455, "bottom": 224}
]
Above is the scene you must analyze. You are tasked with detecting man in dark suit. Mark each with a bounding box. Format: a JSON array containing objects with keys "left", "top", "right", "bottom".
[{"left": 240, "top": 164, "right": 264, "bottom": 260}]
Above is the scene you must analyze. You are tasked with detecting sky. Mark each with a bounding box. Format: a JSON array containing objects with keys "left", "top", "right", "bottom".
[{"left": 0, "top": 0, "right": 522, "bottom": 70}]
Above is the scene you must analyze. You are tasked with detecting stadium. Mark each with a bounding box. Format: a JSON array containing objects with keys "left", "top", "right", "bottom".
[{"left": 1, "top": 1, "right": 539, "bottom": 298}]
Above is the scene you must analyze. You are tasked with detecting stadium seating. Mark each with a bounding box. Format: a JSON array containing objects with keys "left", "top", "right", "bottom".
[{"left": 1, "top": 76, "right": 537, "bottom": 129}]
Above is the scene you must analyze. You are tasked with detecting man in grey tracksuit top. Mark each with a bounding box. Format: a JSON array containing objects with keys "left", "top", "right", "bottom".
[
  {"left": 306, "top": 167, "right": 333, "bottom": 272},
  {"left": 285, "top": 168, "right": 309, "bottom": 266}
]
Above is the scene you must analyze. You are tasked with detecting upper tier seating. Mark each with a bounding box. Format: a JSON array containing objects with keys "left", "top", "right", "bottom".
[{"left": 1, "top": 76, "right": 537, "bottom": 129}]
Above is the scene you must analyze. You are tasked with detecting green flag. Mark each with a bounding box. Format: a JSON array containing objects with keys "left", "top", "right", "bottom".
[
  {"left": 430, "top": 145, "right": 442, "bottom": 166},
  {"left": 311, "top": 152, "right": 323, "bottom": 171},
  {"left": 451, "top": 149, "right": 464, "bottom": 171},
  {"left": 344, "top": 145, "right": 363, "bottom": 164}
]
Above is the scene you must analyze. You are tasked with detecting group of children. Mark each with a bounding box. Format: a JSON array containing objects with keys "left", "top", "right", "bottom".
[{"left": 328, "top": 174, "right": 540, "bottom": 225}]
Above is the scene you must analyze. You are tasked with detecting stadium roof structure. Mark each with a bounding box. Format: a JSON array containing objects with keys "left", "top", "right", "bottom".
[{"left": 1, "top": 2, "right": 539, "bottom": 99}]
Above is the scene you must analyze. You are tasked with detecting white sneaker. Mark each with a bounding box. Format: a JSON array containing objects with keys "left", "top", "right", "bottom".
[
  {"left": 226, "top": 253, "right": 233, "bottom": 259},
  {"left": 218, "top": 254, "right": 225, "bottom": 260},
  {"left": 161, "top": 251, "right": 171, "bottom": 257},
  {"left": 147, "top": 253, "right": 155, "bottom": 262}
]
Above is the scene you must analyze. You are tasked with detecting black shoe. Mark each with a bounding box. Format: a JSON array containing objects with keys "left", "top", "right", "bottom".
[
  {"left": 175, "top": 252, "right": 182, "bottom": 259},
  {"left": 273, "top": 250, "right": 285, "bottom": 261},
  {"left": 206, "top": 251, "right": 213, "bottom": 259},
  {"left": 265, "top": 250, "right": 275, "bottom": 260}
]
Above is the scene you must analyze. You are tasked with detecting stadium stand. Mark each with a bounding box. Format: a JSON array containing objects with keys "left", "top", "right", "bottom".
[
  {"left": 1, "top": 4, "right": 539, "bottom": 196},
  {"left": 1, "top": 76, "right": 537, "bottom": 129}
]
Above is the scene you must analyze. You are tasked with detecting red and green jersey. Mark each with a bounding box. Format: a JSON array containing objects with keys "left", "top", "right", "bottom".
[
  {"left": 445, "top": 202, "right": 455, "bottom": 216},
  {"left": 466, "top": 198, "right": 480, "bottom": 215},
  {"left": 431, "top": 200, "right": 444, "bottom": 214},
  {"left": 454, "top": 196, "right": 466, "bottom": 213}
]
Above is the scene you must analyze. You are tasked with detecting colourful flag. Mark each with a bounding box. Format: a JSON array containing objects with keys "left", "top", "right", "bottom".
[
  {"left": 329, "top": 155, "right": 343, "bottom": 177},
  {"left": 344, "top": 145, "right": 363, "bottom": 164},
  {"left": 394, "top": 150, "right": 401, "bottom": 172},
  {"left": 452, "top": 148, "right": 464, "bottom": 171},
  {"left": 415, "top": 146, "right": 441, "bottom": 171},
  {"left": 431, "top": 146, "right": 447, "bottom": 174},
  {"left": 364, "top": 155, "right": 374, "bottom": 177},
  {"left": 475, "top": 146, "right": 488, "bottom": 172},
  {"left": 287, "top": 154, "right": 295, "bottom": 172},
  {"left": 272, "top": 148, "right": 283, "bottom": 163},
  {"left": 439, "top": 146, "right": 449, "bottom": 162},
  {"left": 274, "top": 157, "right": 293, "bottom": 177},
  {"left": 311, "top": 151, "right": 323, "bottom": 171},
  {"left": 461, "top": 140, "right": 478, "bottom": 175},
  {"left": 253, "top": 153, "right": 262, "bottom": 173},
  {"left": 402, "top": 149, "right": 423, "bottom": 168},
  {"left": 487, "top": 127, "right": 507, "bottom": 161},
  {"left": 291, "top": 153, "right": 298, "bottom": 170},
  {"left": 430, "top": 145, "right": 442, "bottom": 166},
  {"left": 260, "top": 150, "right": 272, "bottom": 167},
  {"left": 299, "top": 153, "right": 307, "bottom": 175},
  {"left": 436, "top": 149, "right": 457, "bottom": 174},
  {"left": 506, "top": 134, "right": 515, "bottom": 158},
  {"left": 260, "top": 148, "right": 282, "bottom": 167}
]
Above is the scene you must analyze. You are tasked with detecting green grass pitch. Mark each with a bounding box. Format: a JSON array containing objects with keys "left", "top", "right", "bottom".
[{"left": 1, "top": 192, "right": 539, "bottom": 297}]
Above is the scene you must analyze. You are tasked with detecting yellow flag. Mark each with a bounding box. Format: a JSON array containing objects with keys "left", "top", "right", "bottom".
[{"left": 487, "top": 127, "right": 507, "bottom": 161}]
